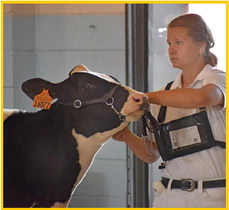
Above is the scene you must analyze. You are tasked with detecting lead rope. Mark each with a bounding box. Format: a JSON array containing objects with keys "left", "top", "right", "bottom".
[{"left": 142, "top": 112, "right": 159, "bottom": 156}]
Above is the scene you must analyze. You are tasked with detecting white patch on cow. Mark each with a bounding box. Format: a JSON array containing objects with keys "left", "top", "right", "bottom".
[
  {"left": 3, "top": 109, "right": 23, "bottom": 121},
  {"left": 71, "top": 121, "right": 128, "bottom": 189},
  {"left": 124, "top": 109, "right": 145, "bottom": 122},
  {"left": 87, "top": 71, "right": 119, "bottom": 84},
  {"left": 51, "top": 201, "right": 68, "bottom": 208}
]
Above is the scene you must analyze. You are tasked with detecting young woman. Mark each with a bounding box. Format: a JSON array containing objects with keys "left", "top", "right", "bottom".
[{"left": 113, "top": 14, "right": 225, "bottom": 208}]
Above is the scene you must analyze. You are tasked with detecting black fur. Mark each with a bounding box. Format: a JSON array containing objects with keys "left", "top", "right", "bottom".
[{"left": 4, "top": 108, "right": 81, "bottom": 207}]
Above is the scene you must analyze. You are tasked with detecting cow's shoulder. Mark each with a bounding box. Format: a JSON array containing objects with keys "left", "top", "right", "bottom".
[
  {"left": 4, "top": 107, "right": 81, "bottom": 207},
  {"left": 4, "top": 109, "right": 24, "bottom": 121}
]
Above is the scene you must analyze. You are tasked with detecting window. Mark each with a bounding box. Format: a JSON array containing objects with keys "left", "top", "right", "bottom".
[{"left": 188, "top": 3, "right": 226, "bottom": 71}]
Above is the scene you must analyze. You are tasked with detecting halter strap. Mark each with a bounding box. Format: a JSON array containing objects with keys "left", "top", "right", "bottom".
[
  {"left": 72, "top": 85, "right": 119, "bottom": 108},
  {"left": 58, "top": 85, "right": 126, "bottom": 122}
]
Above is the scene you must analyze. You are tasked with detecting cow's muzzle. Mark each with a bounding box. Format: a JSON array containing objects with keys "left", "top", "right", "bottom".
[
  {"left": 140, "top": 96, "right": 150, "bottom": 112},
  {"left": 130, "top": 93, "right": 149, "bottom": 112}
]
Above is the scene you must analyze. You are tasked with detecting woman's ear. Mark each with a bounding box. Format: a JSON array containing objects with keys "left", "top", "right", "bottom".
[
  {"left": 199, "top": 41, "right": 207, "bottom": 55},
  {"left": 22, "top": 78, "right": 57, "bottom": 100}
]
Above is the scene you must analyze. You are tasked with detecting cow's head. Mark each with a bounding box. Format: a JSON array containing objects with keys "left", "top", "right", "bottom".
[{"left": 22, "top": 65, "right": 149, "bottom": 140}]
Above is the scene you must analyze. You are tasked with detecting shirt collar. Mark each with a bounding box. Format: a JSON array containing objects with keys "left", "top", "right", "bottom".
[{"left": 172, "top": 64, "right": 214, "bottom": 89}]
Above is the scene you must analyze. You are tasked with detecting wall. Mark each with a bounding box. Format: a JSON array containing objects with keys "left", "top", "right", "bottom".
[{"left": 4, "top": 4, "right": 127, "bottom": 207}]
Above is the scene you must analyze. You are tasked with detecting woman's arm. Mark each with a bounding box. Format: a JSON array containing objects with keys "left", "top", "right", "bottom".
[
  {"left": 146, "top": 84, "right": 224, "bottom": 108},
  {"left": 113, "top": 127, "right": 160, "bottom": 163},
  {"left": 113, "top": 84, "right": 224, "bottom": 163}
]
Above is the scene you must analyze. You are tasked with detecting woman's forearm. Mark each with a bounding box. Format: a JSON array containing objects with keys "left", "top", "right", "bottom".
[
  {"left": 124, "top": 134, "right": 160, "bottom": 163},
  {"left": 113, "top": 127, "right": 159, "bottom": 163},
  {"left": 146, "top": 84, "right": 224, "bottom": 108}
]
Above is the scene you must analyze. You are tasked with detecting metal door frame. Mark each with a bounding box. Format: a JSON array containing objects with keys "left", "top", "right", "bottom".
[{"left": 125, "top": 4, "right": 149, "bottom": 208}]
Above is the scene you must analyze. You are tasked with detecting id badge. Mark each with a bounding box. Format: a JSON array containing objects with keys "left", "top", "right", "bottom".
[
  {"left": 169, "top": 125, "right": 201, "bottom": 149},
  {"left": 158, "top": 111, "right": 216, "bottom": 161}
]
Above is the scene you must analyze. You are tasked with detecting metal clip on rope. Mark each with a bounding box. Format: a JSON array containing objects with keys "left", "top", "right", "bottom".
[{"left": 106, "top": 98, "right": 126, "bottom": 122}]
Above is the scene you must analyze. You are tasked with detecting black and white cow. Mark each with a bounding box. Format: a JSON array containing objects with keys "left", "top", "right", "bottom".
[{"left": 4, "top": 64, "right": 149, "bottom": 208}]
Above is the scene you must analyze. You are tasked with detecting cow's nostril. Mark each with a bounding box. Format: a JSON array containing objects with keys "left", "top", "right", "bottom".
[
  {"left": 134, "top": 98, "right": 141, "bottom": 103},
  {"left": 132, "top": 93, "right": 148, "bottom": 106},
  {"left": 133, "top": 96, "right": 143, "bottom": 104}
]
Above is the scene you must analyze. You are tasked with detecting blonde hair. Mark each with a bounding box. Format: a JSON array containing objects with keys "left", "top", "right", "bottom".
[{"left": 168, "top": 13, "right": 217, "bottom": 67}]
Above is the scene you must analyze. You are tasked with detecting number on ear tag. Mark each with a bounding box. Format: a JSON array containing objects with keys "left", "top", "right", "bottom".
[{"left": 33, "top": 89, "right": 52, "bottom": 109}]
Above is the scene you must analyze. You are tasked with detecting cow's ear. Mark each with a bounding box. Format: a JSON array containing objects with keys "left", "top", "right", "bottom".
[{"left": 22, "top": 78, "right": 57, "bottom": 100}]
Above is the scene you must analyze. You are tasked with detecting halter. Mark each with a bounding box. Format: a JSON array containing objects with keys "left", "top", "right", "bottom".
[{"left": 59, "top": 84, "right": 126, "bottom": 122}]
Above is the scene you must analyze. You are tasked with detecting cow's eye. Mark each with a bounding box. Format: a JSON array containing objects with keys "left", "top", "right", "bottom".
[{"left": 84, "top": 83, "right": 95, "bottom": 91}]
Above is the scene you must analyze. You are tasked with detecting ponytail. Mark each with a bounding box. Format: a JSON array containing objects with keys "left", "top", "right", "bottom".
[{"left": 204, "top": 51, "right": 218, "bottom": 67}]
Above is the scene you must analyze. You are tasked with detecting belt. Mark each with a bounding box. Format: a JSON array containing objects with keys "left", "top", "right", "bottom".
[{"left": 161, "top": 177, "right": 225, "bottom": 192}]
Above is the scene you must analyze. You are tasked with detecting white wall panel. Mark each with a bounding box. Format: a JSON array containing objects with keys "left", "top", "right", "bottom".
[
  {"left": 11, "top": 17, "right": 36, "bottom": 50},
  {"left": 73, "top": 159, "right": 127, "bottom": 196},
  {"left": 4, "top": 51, "right": 13, "bottom": 87},
  {"left": 96, "top": 139, "right": 126, "bottom": 159},
  {"left": 4, "top": 88, "right": 14, "bottom": 108},
  {"left": 12, "top": 51, "right": 36, "bottom": 87},
  {"left": 35, "top": 15, "right": 125, "bottom": 50},
  {"left": 35, "top": 50, "right": 125, "bottom": 83},
  {"left": 69, "top": 195, "right": 126, "bottom": 208},
  {"left": 4, "top": 16, "right": 14, "bottom": 108},
  {"left": 69, "top": 159, "right": 127, "bottom": 207},
  {"left": 4, "top": 16, "right": 13, "bottom": 50}
]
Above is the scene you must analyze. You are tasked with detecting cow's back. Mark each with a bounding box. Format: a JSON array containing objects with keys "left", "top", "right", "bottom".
[{"left": 4, "top": 109, "right": 81, "bottom": 207}]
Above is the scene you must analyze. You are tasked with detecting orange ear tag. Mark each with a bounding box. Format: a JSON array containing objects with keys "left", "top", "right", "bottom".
[{"left": 33, "top": 89, "right": 53, "bottom": 109}]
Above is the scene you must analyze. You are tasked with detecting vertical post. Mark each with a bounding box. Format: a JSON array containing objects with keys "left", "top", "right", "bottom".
[{"left": 125, "top": 4, "right": 149, "bottom": 208}]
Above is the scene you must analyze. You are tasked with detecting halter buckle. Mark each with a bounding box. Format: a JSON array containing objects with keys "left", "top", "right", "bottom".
[
  {"left": 74, "top": 99, "right": 82, "bottom": 109},
  {"left": 106, "top": 98, "right": 114, "bottom": 106},
  {"left": 118, "top": 114, "right": 126, "bottom": 122}
]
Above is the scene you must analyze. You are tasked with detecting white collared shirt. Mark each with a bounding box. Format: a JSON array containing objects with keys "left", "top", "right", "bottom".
[{"left": 149, "top": 64, "right": 225, "bottom": 180}]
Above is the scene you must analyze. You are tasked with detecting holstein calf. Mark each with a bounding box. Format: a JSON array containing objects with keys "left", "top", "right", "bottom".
[{"left": 4, "top": 64, "right": 149, "bottom": 207}]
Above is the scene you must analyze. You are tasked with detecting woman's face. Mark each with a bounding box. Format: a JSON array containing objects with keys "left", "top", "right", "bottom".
[{"left": 167, "top": 26, "right": 202, "bottom": 70}]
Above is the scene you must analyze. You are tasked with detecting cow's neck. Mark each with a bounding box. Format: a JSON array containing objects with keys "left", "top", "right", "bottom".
[
  {"left": 71, "top": 121, "right": 128, "bottom": 187},
  {"left": 48, "top": 102, "right": 129, "bottom": 187},
  {"left": 54, "top": 101, "right": 124, "bottom": 138}
]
